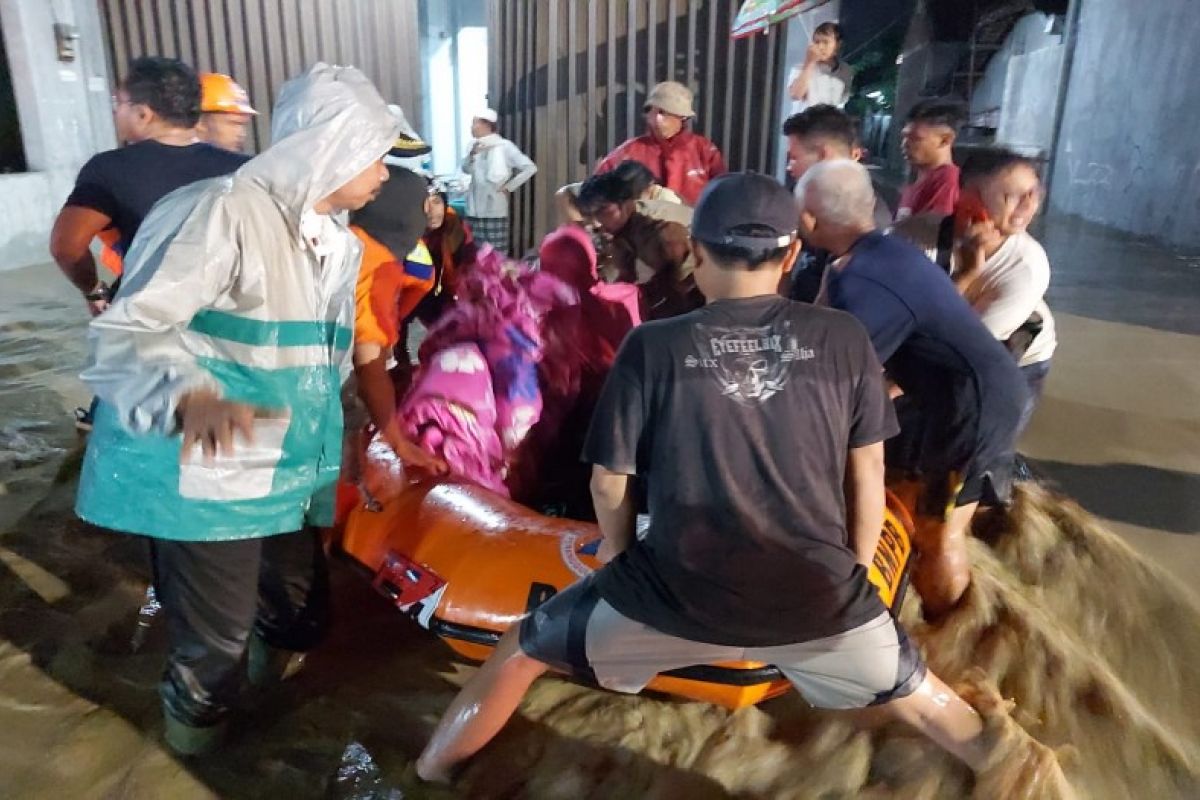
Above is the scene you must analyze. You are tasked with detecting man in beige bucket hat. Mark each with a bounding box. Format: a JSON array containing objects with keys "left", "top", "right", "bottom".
[{"left": 595, "top": 80, "right": 726, "bottom": 206}]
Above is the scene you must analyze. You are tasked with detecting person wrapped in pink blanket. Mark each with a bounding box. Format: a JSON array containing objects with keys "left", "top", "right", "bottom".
[
  {"left": 508, "top": 227, "right": 642, "bottom": 514},
  {"left": 399, "top": 246, "right": 575, "bottom": 496},
  {"left": 398, "top": 342, "right": 508, "bottom": 495},
  {"left": 394, "top": 238, "right": 639, "bottom": 509}
]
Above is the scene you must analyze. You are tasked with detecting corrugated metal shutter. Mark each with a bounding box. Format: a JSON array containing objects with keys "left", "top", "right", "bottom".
[
  {"left": 97, "top": 0, "right": 421, "bottom": 154},
  {"left": 488, "top": 0, "right": 787, "bottom": 255}
]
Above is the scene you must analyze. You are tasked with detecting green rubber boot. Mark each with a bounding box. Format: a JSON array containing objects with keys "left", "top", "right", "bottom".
[
  {"left": 246, "top": 633, "right": 306, "bottom": 689},
  {"left": 163, "top": 710, "right": 227, "bottom": 757}
]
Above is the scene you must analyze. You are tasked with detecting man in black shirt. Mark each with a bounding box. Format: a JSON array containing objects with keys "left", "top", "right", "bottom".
[
  {"left": 417, "top": 174, "right": 1018, "bottom": 784},
  {"left": 49, "top": 57, "right": 248, "bottom": 317}
]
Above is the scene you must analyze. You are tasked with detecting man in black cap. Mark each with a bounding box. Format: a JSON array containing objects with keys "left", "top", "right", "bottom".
[{"left": 417, "top": 173, "right": 1023, "bottom": 784}]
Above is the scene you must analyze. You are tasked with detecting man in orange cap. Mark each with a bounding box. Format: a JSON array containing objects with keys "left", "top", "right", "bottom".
[{"left": 196, "top": 72, "right": 257, "bottom": 152}]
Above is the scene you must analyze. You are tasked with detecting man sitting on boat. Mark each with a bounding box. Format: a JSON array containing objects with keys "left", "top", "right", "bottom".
[{"left": 414, "top": 173, "right": 1065, "bottom": 788}]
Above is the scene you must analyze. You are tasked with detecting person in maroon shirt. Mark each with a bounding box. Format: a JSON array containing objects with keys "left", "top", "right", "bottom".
[
  {"left": 594, "top": 81, "right": 726, "bottom": 206},
  {"left": 896, "top": 99, "right": 965, "bottom": 220}
]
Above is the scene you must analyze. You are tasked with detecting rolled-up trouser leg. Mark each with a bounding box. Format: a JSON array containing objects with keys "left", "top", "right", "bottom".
[
  {"left": 255, "top": 528, "right": 330, "bottom": 652},
  {"left": 151, "top": 537, "right": 262, "bottom": 727}
]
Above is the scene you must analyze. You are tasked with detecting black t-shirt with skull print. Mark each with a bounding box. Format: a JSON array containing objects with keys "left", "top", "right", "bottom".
[{"left": 582, "top": 295, "right": 899, "bottom": 647}]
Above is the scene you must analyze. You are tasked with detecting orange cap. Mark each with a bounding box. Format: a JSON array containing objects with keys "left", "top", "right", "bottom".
[{"left": 200, "top": 73, "right": 257, "bottom": 115}]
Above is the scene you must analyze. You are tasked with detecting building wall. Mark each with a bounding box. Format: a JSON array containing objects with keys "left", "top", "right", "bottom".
[
  {"left": 98, "top": 0, "right": 422, "bottom": 154},
  {"left": 1050, "top": 0, "right": 1200, "bottom": 249},
  {"left": 960, "top": 11, "right": 1065, "bottom": 158},
  {"left": 969, "top": 12, "right": 1061, "bottom": 120},
  {"left": 489, "top": 0, "right": 787, "bottom": 255},
  {"left": 0, "top": 0, "right": 114, "bottom": 271},
  {"left": 420, "top": 0, "right": 488, "bottom": 176},
  {"left": 994, "top": 42, "right": 1062, "bottom": 157}
]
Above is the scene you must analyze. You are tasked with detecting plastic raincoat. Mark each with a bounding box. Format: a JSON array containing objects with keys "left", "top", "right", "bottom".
[{"left": 76, "top": 63, "right": 399, "bottom": 541}]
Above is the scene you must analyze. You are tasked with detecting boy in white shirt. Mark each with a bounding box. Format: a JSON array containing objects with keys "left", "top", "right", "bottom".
[
  {"left": 891, "top": 148, "right": 1056, "bottom": 435},
  {"left": 787, "top": 22, "right": 854, "bottom": 114}
]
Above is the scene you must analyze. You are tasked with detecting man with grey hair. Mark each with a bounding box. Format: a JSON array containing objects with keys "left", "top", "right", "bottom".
[
  {"left": 781, "top": 105, "right": 890, "bottom": 302},
  {"left": 796, "top": 160, "right": 1027, "bottom": 621},
  {"left": 792, "top": 158, "right": 877, "bottom": 304}
]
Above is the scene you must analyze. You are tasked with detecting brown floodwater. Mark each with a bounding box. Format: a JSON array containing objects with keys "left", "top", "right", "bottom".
[{"left": 1, "top": 263, "right": 1198, "bottom": 799}]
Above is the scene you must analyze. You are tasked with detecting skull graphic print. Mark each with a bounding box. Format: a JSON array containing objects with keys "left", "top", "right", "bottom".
[{"left": 685, "top": 321, "right": 814, "bottom": 404}]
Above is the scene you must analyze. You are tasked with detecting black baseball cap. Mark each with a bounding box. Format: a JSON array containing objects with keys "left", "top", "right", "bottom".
[{"left": 690, "top": 172, "right": 798, "bottom": 251}]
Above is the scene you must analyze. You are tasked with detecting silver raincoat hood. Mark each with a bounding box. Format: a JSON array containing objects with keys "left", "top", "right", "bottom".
[
  {"left": 244, "top": 63, "right": 399, "bottom": 222},
  {"left": 77, "top": 64, "right": 400, "bottom": 542}
]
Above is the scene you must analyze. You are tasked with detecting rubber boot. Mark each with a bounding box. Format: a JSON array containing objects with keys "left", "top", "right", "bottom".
[
  {"left": 163, "top": 709, "right": 227, "bottom": 757},
  {"left": 246, "top": 632, "right": 305, "bottom": 689}
]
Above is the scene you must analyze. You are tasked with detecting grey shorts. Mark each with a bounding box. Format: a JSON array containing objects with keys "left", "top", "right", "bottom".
[{"left": 519, "top": 577, "right": 926, "bottom": 710}]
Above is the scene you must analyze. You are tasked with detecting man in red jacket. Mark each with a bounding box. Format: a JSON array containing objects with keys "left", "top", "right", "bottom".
[{"left": 595, "top": 81, "right": 726, "bottom": 206}]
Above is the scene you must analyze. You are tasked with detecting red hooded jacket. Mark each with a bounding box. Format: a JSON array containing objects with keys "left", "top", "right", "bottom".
[{"left": 596, "top": 128, "right": 727, "bottom": 206}]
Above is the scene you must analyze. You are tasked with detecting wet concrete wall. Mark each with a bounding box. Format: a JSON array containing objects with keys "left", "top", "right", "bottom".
[
  {"left": 1049, "top": 0, "right": 1200, "bottom": 249},
  {"left": 968, "top": 11, "right": 1065, "bottom": 157},
  {"left": 994, "top": 41, "right": 1063, "bottom": 157},
  {"left": 970, "top": 12, "right": 1061, "bottom": 122}
]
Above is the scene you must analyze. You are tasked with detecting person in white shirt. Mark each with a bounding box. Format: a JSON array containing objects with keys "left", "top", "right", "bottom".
[
  {"left": 787, "top": 22, "right": 854, "bottom": 115},
  {"left": 891, "top": 148, "right": 1056, "bottom": 436},
  {"left": 462, "top": 108, "right": 537, "bottom": 255}
]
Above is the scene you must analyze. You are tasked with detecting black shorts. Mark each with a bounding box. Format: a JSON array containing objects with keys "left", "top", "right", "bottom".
[{"left": 887, "top": 381, "right": 1020, "bottom": 515}]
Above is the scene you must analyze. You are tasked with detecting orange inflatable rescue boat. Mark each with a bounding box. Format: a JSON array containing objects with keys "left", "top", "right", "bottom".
[{"left": 338, "top": 480, "right": 914, "bottom": 710}]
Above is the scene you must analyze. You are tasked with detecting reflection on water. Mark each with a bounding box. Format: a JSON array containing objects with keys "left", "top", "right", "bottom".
[
  {"left": 1037, "top": 211, "right": 1200, "bottom": 335},
  {"left": 0, "top": 265, "right": 88, "bottom": 531},
  {"left": 0, "top": 420, "right": 62, "bottom": 468}
]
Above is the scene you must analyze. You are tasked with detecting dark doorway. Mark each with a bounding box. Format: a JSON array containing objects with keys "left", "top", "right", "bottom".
[{"left": 0, "top": 9, "right": 28, "bottom": 173}]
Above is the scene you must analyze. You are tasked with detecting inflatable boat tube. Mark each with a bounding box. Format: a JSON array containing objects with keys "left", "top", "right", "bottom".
[{"left": 338, "top": 480, "right": 914, "bottom": 709}]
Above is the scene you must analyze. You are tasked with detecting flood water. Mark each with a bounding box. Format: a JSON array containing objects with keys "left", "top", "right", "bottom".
[{"left": 2, "top": 220, "right": 1200, "bottom": 798}]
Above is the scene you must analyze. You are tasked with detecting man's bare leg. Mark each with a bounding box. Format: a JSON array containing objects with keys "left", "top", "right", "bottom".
[
  {"left": 912, "top": 501, "right": 977, "bottom": 619},
  {"left": 881, "top": 671, "right": 989, "bottom": 769},
  {"left": 884, "top": 671, "right": 1075, "bottom": 798},
  {"left": 416, "top": 626, "right": 548, "bottom": 783}
]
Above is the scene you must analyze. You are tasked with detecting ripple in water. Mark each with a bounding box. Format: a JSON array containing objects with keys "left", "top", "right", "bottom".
[{"left": 0, "top": 420, "right": 64, "bottom": 469}]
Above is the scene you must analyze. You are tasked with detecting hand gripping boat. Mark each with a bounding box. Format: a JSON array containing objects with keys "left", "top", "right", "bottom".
[{"left": 338, "top": 480, "right": 914, "bottom": 709}]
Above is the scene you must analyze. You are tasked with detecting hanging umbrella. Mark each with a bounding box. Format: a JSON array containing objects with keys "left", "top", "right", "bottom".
[{"left": 731, "top": 0, "right": 835, "bottom": 39}]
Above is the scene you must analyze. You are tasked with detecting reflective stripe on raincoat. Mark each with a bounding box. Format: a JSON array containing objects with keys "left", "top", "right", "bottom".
[{"left": 76, "top": 63, "right": 400, "bottom": 541}]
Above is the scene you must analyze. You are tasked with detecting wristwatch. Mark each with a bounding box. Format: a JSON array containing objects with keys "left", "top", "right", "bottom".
[{"left": 85, "top": 283, "right": 112, "bottom": 303}]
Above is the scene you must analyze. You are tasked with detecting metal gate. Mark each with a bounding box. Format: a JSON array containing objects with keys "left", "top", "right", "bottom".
[
  {"left": 98, "top": 0, "right": 421, "bottom": 153},
  {"left": 488, "top": 0, "right": 788, "bottom": 254}
]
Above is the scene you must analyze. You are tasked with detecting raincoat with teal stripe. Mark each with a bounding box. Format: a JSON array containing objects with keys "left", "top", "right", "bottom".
[{"left": 76, "top": 64, "right": 400, "bottom": 541}]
